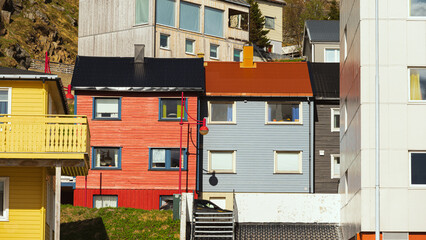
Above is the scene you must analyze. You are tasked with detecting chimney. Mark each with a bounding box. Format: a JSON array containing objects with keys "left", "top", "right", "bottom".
[
  {"left": 134, "top": 44, "right": 145, "bottom": 63},
  {"left": 240, "top": 46, "right": 256, "bottom": 68}
]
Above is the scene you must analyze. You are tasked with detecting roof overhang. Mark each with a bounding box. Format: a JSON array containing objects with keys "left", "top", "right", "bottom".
[{"left": 73, "top": 86, "right": 204, "bottom": 92}]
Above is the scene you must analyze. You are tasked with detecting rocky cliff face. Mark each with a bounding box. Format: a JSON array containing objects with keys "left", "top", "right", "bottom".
[{"left": 0, "top": 0, "right": 78, "bottom": 69}]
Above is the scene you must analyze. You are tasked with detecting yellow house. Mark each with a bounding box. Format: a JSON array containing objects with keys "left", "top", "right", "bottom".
[
  {"left": 0, "top": 67, "right": 89, "bottom": 240},
  {"left": 257, "top": 0, "right": 286, "bottom": 54}
]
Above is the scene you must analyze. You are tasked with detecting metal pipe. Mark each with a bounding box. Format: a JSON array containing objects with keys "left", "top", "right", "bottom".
[
  {"left": 179, "top": 92, "right": 184, "bottom": 194},
  {"left": 375, "top": 0, "right": 380, "bottom": 238},
  {"left": 85, "top": 175, "right": 87, "bottom": 207}
]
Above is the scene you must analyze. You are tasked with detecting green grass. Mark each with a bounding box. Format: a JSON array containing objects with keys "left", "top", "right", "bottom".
[
  {"left": 61, "top": 205, "right": 180, "bottom": 240},
  {"left": 275, "top": 58, "right": 306, "bottom": 62}
]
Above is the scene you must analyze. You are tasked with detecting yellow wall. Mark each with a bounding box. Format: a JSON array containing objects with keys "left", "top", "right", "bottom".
[
  {"left": 202, "top": 192, "right": 235, "bottom": 210},
  {"left": 0, "top": 167, "right": 46, "bottom": 240},
  {"left": 257, "top": 0, "right": 283, "bottom": 43}
]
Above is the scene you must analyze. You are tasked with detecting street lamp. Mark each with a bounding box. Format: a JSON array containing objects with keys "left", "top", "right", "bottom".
[{"left": 178, "top": 92, "right": 208, "bottom": 194}]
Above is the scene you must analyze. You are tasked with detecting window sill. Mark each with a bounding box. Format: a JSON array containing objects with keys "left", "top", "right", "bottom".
[
  {"left": 408, "top": 101, "right": 426, "bottom": 104},
  {"left": 91, "top": 168, "right": 122, "bottom": 170},
  {"left": 274, "top": 172, "right": 303, "bottom": 174},
  {"left": 185, "top": 52, "right": 196, "bottom": 56},
  {"left": 266, "top": 121, "right": 303, "bottom": 125},
  {"left": 207, "top": 171, "right": 236, "bottom": 174},
  {"left": 160, "top": 47, "right": 171, "bottom": 51},
  {"left": 0, "top": 218, "right": 9, "bottom": 222},
  {"left": 210, "top": 57, "right": 219, "bottom": 61},
  {"left": 159, "top": 118, "right": 188, "bottom": 122},
  {"left": 134, "top": 22, "right": 150, "bottom": 27},
  {"left": 208, "top": 121, "right": 237, "bottom": 125},
  {"left": 407, "top": 16, "right": 426, "bottom": 21},
  {"left": 331, "top": 129, "right": 340, "bottom": 132},
  {"left": 149, "top": 169, "right": 188, "bottom": 171},
  {"left": 92, "top": 118, "right": 122, "bottom": 121}
]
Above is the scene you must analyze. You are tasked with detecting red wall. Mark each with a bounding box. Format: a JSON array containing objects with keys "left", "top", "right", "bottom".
[{"left": 74, "top": 91, "right": 199, "bottom": 209}]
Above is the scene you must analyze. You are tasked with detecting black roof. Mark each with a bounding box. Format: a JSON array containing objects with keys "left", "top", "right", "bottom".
[
  {"left": 71, "top": 56, "right": 205, "bottom": 91},
  {"left": 222, "top": 0, "right": 250, "bottom": 7},
  {"left": 0, "top": 67, "right": 56, "bottom": 76},
  {"left": 307, "top": 62, "right": 339, "bottom": 99},
  {"left": 305, "top": 20, "right": 339, "bottom": 42}
]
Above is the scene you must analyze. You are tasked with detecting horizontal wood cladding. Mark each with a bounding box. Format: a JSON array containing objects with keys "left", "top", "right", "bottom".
[
  {"left": 314, "top": 103, "right": 339, "bottom": 193},
  {"left": 0, "top": 167, "right": 44, "bottom": 240},
  {"left": 75, "top": 92, "right": 199, "bottom": 192},
  {"left": 74, "top": 188, "right": 196, "bottom": 210}
]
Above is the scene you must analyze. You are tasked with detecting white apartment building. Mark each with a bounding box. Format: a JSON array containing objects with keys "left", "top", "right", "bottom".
[
  {"left": 340, "top": 0, "right": 426, "bottom": 239},
  {"left": 78, "top": 0, "right": 249, "bottom": 61}
]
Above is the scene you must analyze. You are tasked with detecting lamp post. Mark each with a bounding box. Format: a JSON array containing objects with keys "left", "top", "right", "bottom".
[{"left": 178, "top": 92, "right": 208, "bottom": 194}]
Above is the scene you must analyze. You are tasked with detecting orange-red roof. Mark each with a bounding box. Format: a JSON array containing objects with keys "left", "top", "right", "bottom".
[{"left": 205, "top": 61, "right": 313, "bottom": 97}]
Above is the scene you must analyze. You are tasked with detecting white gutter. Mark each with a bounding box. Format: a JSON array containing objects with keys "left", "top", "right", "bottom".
[{"left": 375, "top": 0, "right": 380, "bottom": 238}]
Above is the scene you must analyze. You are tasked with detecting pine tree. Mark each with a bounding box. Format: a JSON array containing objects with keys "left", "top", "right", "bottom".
[
  {"left": 247, "top": 0, "right": 270, "bottom": 48},
  {"left": 327, "top": 0, "right": 340, "bottom": 20}
]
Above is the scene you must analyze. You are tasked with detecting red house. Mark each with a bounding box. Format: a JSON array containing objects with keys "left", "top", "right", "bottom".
[{"left": 71, "top": 54, "right": 205, "bottom": 209}]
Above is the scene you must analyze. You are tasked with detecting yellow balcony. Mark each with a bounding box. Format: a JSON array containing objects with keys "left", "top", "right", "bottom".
[{"left": 0, "top": 114, "right": 90, "bottom": 176}]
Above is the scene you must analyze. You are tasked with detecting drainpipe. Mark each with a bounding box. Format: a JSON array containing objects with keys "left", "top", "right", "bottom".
[
  {"left": 309, "top": 98, "right": 314, "bottom": 193},
  {"left": 375, "top": 0, "right": 380, "bottom": 238},
  {"left": 154, "top": 0, "right": 157, "bottom": 57}
]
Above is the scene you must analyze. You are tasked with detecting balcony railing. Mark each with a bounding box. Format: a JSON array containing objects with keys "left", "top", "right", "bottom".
[{"left": 0, "top": 114, "right": 90, "bottom": 155}]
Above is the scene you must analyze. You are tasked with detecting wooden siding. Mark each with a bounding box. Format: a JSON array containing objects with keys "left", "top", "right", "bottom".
[
  {"left": 257, "top": 0, "right": 283, "bottom": 43},
  {"left": 201, "top": 99, "right": 312, "bottom": 193},
  {"left": 74, "top": 92, "right": 199, "bottom": 208},
  {"left": 0, "top": 167, "right": 45, "bottom": 240},
  {"left": 74, "top": 188, "right": 196, "bottom": 209},
  {"left": 313, "top": 103, "right": 339, "bottom": 193}
]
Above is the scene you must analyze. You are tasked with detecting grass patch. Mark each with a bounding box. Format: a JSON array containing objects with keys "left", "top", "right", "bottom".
[
  {"left": 275, "top": 58, "right": 306, "bottom": 62},
  {"left": 61, "top": 205, "right": 180, "bottom": 240}
]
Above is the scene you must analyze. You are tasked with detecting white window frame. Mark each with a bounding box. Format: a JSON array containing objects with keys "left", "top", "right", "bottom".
[
  {"left": 0, "top": 177, "right": 9, "bottom": 221},
  {"left": 408, "top": 0, "right": 426, "bottom": 19},
  {"left": 343, "top": 103, "right": 348, "bottom": 132},
  {"left": 208, "top": 150, "right": 236, "bottom": 173},
  {"left": 324, "top": 48, "right": 340, "bottom": 63},
  {"left": 159, "top": 34, "right": 170, "bottom": 50},
  {"left": 207, "top": 101, "right": 236, "bottom": 124},
  {"left": 274, "top": 151, "right": 302, "bottom": 174},
  {"left": 344, "top": 27, "right": 347, "bottom": 60},
  {"left": 409, "top": 152, "right": 426, "bottom": 187},
  {"left": 0, "top": 88, "right": 12, "bottom": 115},
  {"left": 233, "top": 49, "right": 243, "bottom": 62},
  {"left": 331, "top": 108, "right": 340, "bottom": 132},
  {"left": 93, "top": 195, "right": 118, "bottom": 208},
  {"left": 264, "top": 16, "right": 275, "bottom": 29},
  {"left": 210, "top": 44, "right": 219, "bottom": 60},
  {"left": 330, "top": 154, "right": 340, "bottom": 179},
  {"left": 185, "top": 39, "right": 195, "bottom": 55},
  {"left": 408, "top": 68, "right": 426, "bottom": 102},
  {"left": 265, "top": 102, "right": 303, "bottom": 125}
]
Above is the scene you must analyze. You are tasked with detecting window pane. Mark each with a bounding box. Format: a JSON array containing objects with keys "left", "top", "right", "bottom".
[
  {"left": 276, "top": 152, "right": 300, "bottom": 172},
  {"left": 334, "top": 113, "right": 340, "bottom": 128},
  {"left": 211, "top": 152, "right": 233, "bottom": 171},
  {"left": 136, "top": 0, "right": 149, "bottom": 24},
  {"left": 410, "top": 0, "right": 426, "bottom": 16},
  {"left": 161, "top": 99, "right": 182, "bottom": 119},
  {"left": 268, "top": 103, "right": 300, "bottom": 122},
  {"left": 210, "top": 44, "right": 218, "bottom": 59},
  {"left": 0, "top": 181, "right": 3, "bottom": 216},
  {"left": 94, "top": 195, "right": 118, "bottom": 208},
  {"left": 233, "top": 49, "right": 242, "bottom": 62},
  {"left": 410, "top": 69, "right": 426, "bottom": 100},
  {"left": 96, "top": 99, "right": 119, "bottom": 118},
  {"left": 160, "top": 34, "right": 169, "bottom": 49},
  {"left": 265, "top": 17, "right": 274, "bottom": 29},
  {"left": 152, "top": 149, "right": 166, "bottom": 168},
  {"left": 156, "top": 0, "right": 175, "bottom": 26},
  {"left": 205, "top": 7, "right": 223, "bottom": 37},
  {"left": 180, "top": 1, "right": 200, "bottom": 32},
  {"left": 185, "top": 39, "right": 194, "bottom": 53},
  {"left": 334, "top": 156, "right": 340, "bottom": 178},
  {"left": 170, "top": 149, "right": 180, "bottom": 168},
  {"left": 411, "top": 153, "right": 426, "bottom": 184},
  {"left": 95, "top": 148, "right": 119, "bottom": 167},
  {"left": 325, "top": 49, "right": 340, "bottom": 63},
  {"left": 211, "top": 103, "right": 233, "bottom": 122}
]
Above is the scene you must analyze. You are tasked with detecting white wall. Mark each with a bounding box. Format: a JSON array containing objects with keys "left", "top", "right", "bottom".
[{"left": 234, "top": 193, "right": 340, "bottom": 223}]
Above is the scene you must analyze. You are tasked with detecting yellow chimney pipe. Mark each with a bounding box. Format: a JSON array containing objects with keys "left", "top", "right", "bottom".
[{"left": 240, "top": 46, "right": 257, "bottom": 68}]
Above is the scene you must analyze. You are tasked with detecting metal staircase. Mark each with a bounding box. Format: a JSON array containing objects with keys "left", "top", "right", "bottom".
[{"left": 192, "top": 211, "right": 235, "bottom": 239}]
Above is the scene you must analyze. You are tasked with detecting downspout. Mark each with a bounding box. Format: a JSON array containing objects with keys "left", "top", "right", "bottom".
[
  {"left": 196, "top": 97, "right": 201, "bottom": 195},
  {"left": 153, "top": 0, "right": 157, "bottom": 57},
  {"left": 309, "top": 97, "right": 314, "bottom": 193},
  {"left": 375, "top": 0, "right": 380, "bottom": 238}
]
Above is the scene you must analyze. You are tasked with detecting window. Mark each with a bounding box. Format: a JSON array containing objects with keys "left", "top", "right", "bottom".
[
  {"left": 160, "top": 195, "right": 173, "bottom": 208},
  {"left": 208, "top": 151, "right": 236, "bottom": 173},
  {"left": 0, "top": 177, "right": 9, "bottom": 221},
  {"left": 208, "top": 101, "right": 235, "bottom": 124},
  {"left": 185, "top": 39, "right": 195, "bottom": 54},
  {"left": 92, "top": 147, "right": 121, "bottom": 170},
  {"left": 160, "top": 34, "right": 170, "bottom": 49},
  {"left": 210, "top": 44, "right": 219, "bottom": 59},
  {"left": 149, "top": 148, "right": 187, "bottom": 170},
  {"left": 156, "top": 0, "right": 175, "bottom": 26},
  {"left": 331, "top": 154, "right": 340, "bottom": 179},
  {"left": 274, "top": 151, "right": 302, "bottom": 173},
  {"left": 266, "top": 102, "right": 302, "bottom": 124},
  {"left": 344, "top": 27, "right": 348, "bottom": 60},
  {"left": 331, "top": 108, "right": 340, "bottom": 132},
  {"left": 93, "top": 195, "right": 118, "bottom": 208},
  {"left": 410, "top": 152, "right": 426, "bottom": 185},
  {"left": 233, "top": 49, "right": 242, "bottom": 62},
  {"left": 228, "top": 9, "right": 248, "bottom": 31},
  {"left": 325, "top": 48, "right": 340, "bottom": 63},
  {"left": 159, "top": 98, "right": 187, "bottom": 120},
  {"left": 135, "top": 0, "right": 149, "bottom": 24},
  {"left": 0, "top": 88, "right": 10, "bottom": 114},
  {"left": 180, "top": 1, "right": 200, "bottom": 32},
  {"left": 409, "top": 68, "right": 426, "bottom": 101},
  {"left": 93, "top": 98, "right": 121, "bottom": 120},
  {"left": 204, "top": 7, "right": 223, "bottom": 37},
  {"left": 410, "top": 0, "right": 426, "bottom": 16},
  {"left": 264, "top": 16, "right": 275, "bottom": 29}
]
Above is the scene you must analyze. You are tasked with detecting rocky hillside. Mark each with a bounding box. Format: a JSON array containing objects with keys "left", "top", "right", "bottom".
[{"left": 0, "top": 0, "right": 78, "bottom": 69}]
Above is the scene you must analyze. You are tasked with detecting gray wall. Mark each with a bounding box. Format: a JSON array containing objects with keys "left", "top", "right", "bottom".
[{"left": 201, "top": 98, "right": 312, "bottom": 193}]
